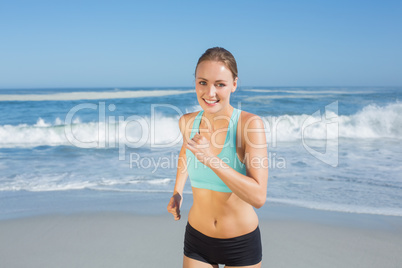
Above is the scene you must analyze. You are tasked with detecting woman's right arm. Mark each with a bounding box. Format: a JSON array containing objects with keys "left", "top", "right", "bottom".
[{"left": 167, "top": 114, "right": 189, "bottom": 220}]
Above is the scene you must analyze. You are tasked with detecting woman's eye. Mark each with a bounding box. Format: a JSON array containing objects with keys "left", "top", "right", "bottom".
[
  {"left": 199, "top": 81, "right": 207, "bottom": 85},
  {"left": 217, "top": 83, "right": 225, "bottom": 87}
]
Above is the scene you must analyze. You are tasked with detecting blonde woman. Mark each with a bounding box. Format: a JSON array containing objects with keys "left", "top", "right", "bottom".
[{"left": 168, "top": 47, "right": 268, "bottom": 268}]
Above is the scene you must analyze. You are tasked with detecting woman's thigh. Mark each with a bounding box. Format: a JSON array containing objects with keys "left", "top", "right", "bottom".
[
  {"left": 183, "top": 255, "right": 219, "bottom": 268},
  {"left": 183, "top": 255, "right": 261, "bottom": 268},
  {"left": 225, "top": 261, "right": 262, "bottom": 268}
]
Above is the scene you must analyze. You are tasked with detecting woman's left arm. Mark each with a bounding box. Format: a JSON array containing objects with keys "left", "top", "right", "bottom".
[{"left": 185, "top": 114, "right": 268, "bottom": 208}]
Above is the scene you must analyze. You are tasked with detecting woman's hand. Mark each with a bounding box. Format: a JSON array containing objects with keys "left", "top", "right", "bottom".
[
  {"left": 185, "top": 133, "right": 216, "bottom": 167},
  {"left": 167, "top": 192, "right": 182, "bottom": 220}
]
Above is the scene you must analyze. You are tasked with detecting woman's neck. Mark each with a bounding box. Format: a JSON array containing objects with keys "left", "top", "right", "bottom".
[{"left": 201, "top": 106, "right": 234, "bottom": 132}]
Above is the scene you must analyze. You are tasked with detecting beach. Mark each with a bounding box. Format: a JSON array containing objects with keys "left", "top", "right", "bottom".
[
  {"left": 1, "top": 204, "right": 402, "bottom": 268},
  {"left": 1, "top": 0, "right": 401, "bottom": 265},
  {"left": 1, "top": 87, "right": 401, "bottom": 267}
]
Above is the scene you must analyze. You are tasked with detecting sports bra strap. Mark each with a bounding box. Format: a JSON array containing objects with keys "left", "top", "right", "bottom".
[{"left": 190, "top": 110, "right": 204, "bottom": 139}]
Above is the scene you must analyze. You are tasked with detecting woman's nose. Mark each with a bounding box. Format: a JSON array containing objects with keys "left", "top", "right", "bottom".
[{"left": 207, "top": 85, "right": 216, "bottom": 97}]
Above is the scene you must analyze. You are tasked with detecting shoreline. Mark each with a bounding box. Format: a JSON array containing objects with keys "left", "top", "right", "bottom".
[{"left": 2, "top": 190, "right": 401, "bottom": 222}]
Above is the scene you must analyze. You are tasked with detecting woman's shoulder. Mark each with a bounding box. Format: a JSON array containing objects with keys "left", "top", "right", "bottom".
[
  {"left": 238, "top": 110, "right": 264, "bottom": 129},
  {"left": 238, "top": 110, "right": 267, "bottom": 149},
  {"left": 178, "top": 111, "right": 202, "bottom": 137},
  {"left": 181, "top": 110, "right": 201, "bottom": 120},
  {"left": 179, "top": 111, "right": 201, "bottom": 125}
]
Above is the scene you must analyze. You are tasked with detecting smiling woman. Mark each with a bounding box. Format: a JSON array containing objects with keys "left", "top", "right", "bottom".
[{"left": 167, "top": 47, "right": 268, "bottom": 268}]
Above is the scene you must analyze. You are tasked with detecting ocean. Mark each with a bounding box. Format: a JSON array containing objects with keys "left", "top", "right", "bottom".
[{"left": 0, "top": 87, "right": 401, "bottom": 219}]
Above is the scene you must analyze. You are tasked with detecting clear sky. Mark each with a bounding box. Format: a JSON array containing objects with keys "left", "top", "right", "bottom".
[{"left": 0, "top": 0, "right": 401, "bottom": 89}]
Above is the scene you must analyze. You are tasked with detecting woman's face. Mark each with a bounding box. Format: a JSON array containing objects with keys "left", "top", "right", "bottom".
[{"left": 195, "top": 60, "right": 237, "bottom": 113}]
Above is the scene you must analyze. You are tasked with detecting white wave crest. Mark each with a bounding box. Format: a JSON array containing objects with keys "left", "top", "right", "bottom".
[
  {"left": 263, "top": 101, "right": 402, "bottom": 142},
  {"left": 338, "top": 102, "right": 402, "bottom": 138},
  {"left": 268, "top": 197, "right": 402, "bottom": 217},
  {"left": 0, "top": 115, "right": 182, "bottom": 148},
  {"left": 0, "top": 89, "right": 194, "bottom": 102},
  {"left": 0, "top": 174, "right": 174, "bottom": 192},
  {"left": 0, "top": 102, "right": 401, "bottom": 148},
  {"left": 243, "top": 88, "right": 374, "bottom": 94}
]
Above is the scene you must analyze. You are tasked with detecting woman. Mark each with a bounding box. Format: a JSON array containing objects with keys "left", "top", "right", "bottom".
[{"left": 167, "top": 47, "right": 268, "bottom": 268}]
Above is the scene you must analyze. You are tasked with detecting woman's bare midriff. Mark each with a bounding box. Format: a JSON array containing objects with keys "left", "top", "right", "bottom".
[{"left": 188, "top": 187, "right": 259, "bottom": 238}]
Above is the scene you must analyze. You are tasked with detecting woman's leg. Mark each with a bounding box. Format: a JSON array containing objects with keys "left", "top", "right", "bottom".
[
  {"left": 183, "top": 255, "right": 219, "bottom": 268},
  {"left": 225, "top": 261, "right": 261, "bottom": 268}
]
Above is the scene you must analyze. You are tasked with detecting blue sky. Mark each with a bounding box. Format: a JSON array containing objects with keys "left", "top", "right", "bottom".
[{"left": 0, "top": 0, "right": 401, "bottom": 89}]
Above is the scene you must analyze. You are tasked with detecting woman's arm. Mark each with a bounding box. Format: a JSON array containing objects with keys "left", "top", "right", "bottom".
[
  {"left": 167, "top": 114, "right": 189, "bottom": 220},
  {"left": 185, "top": 114, "right": 268, "bottom": 208}
]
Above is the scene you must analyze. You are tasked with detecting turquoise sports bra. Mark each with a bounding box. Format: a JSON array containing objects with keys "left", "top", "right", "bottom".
[{"left": 186, "top": 108, "right": 247, "bottom": 193}]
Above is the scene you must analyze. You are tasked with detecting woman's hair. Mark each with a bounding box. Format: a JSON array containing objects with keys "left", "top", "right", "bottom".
[{"left": 195, "top": 47, "right": 238, "bottom": 80}]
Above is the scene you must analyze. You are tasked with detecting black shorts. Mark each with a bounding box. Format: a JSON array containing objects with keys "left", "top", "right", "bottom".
[{"left": 183, "top": 222, "right": 262, "bottom": 266}]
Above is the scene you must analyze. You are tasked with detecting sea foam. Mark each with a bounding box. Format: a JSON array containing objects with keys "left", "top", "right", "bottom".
[
  {"left": 268, "top": 197, "right": 402, "bottom": 217},
  {"left": 1, "top": 101, "right": 401, "bottom": 148},
  {"left": 0, "top": 89, "right": 194, "bottom": 101}
]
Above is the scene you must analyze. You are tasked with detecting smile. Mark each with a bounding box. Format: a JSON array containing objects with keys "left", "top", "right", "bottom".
[{"left": 203, "top": 98, "right": 220, "bottom": 105}]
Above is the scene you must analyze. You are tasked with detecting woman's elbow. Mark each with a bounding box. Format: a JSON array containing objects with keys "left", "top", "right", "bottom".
[{"left": 252, "top": 192, "right": 267, "bottom": 209}]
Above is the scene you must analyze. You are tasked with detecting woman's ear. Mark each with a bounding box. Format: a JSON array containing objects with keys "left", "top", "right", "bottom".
[{"left": 232, "top": 77, "right": 238, "bottom": 93}]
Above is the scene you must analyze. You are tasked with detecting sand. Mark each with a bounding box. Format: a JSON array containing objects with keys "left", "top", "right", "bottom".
[{"left": 1, "top": 209, "right": 402, "bottom": 268}]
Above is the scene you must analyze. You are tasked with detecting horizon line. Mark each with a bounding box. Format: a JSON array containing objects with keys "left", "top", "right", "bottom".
[{"left": 1, "top": 85, "right": 401, "bottom": 91}]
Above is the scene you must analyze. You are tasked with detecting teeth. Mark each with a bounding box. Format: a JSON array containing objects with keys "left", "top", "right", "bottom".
[{"left": 205, "top": 99, "right": 218, "bottom": 104}]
